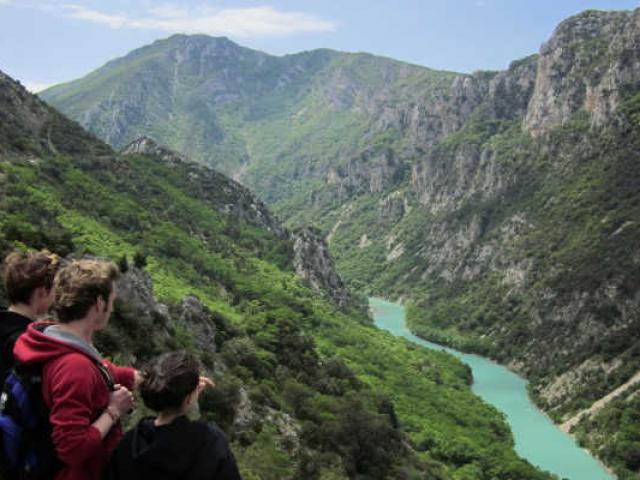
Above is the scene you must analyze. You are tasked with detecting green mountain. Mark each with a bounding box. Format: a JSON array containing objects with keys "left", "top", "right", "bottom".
[
  {"left": 40, "top": 8, "right": 640, "bottom": 477},
  {"left": 41, "top": 34, "right": 458, "bottom": 216},
  {"left": 0, "top": 70, "right": 555, "bottom": 479}
]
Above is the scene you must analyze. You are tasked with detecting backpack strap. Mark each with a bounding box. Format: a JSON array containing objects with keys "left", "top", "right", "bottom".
[
  {"left": 93, "top": 361, "right": 116, "bottom": 392},
  {"left": 2, "top": 328, "right": 23, "bottom": 356},
  {"left": 1, "top": 327, "right": 25, "bottom": 366},
  {"left": 29, "top": 322, "right": 116, "bottom": 392},
  {"left": 0, "top": 327, "right": 27, "bottom": 388}
]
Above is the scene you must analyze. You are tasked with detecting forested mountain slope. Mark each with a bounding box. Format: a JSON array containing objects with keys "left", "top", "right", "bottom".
[{"left": 0, "top": 70, "right": 554, "bottom": 480}]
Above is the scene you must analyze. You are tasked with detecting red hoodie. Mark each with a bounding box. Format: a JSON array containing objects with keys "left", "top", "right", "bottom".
[{"left": 13, "top": 322, "right": 135, "bottom": 480}]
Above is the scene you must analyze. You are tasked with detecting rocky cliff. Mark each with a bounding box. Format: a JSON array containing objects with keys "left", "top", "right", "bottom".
[
  {"left": 524, "top": 9, "right": 640, "bottom": 134},
  {"left": 292, "top": 227, "right": 349, "bottom": 310}
]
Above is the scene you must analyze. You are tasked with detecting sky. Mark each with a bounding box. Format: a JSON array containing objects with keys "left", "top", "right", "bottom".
[{"left": 0, "top": 0, "right": 638, "bottom": 92}]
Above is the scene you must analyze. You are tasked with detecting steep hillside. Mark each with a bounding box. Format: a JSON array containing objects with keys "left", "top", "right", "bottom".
[
  {"left": 39, "top": 7, "right": 640, "bottom": 476},
  {"left": 41, "top": 34, "right": 457, "bottom": 213},
  {"left": 0, "top": 71, "right": 554, "bottom": 480},
  {"left": 0, "top": 72, "right": 111, "bottom": 157}
]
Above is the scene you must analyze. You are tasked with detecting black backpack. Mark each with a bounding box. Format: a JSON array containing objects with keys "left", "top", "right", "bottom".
[{"left": 0, "top": 355, "right": 115, "bottom": 479}]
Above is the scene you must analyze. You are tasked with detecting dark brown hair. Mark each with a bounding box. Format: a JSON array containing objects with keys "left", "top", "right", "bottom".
[
  {"left": 140, "top": 351, "right": 200, "bottom": 412},
  {"left": 53, "top": 259, "right": 120, "bottom": 322},
  {"left": 3, "top": 250, "right": 61, "bottom": 305}
]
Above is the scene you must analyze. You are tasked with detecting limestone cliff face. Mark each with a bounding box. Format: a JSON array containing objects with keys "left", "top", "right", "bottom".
[
  {"left": 524, "top": 9, "right": 640, "bottom": 134},
  {"left": 292, "top": 227, "right": 349, "bottom": 311},
  {"left": 313, "top": 9, "right": 640, "bottom": 210},
  {"left": 321, "top": 148, "right": 402, "bottom": 203},
  {"left": 322, "top": 12, "right": 640, "bottom": 448},
  {"left": 317, "top": 54, "right": 538, "bottom": 211}
]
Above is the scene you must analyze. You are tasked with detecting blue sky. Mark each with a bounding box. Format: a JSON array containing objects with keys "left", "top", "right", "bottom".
[{"left": 0, "top": 0, "right": 638, "bottom": 92}]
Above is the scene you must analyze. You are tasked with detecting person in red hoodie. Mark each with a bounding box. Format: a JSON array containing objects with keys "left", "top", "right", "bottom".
[{"left": 14, "top": 259, "right": 139, "bottom": 480}]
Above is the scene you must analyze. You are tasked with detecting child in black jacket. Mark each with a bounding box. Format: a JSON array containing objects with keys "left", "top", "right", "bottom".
[{"left": 105, "top": 351, "right": 242, "bottom": 480}]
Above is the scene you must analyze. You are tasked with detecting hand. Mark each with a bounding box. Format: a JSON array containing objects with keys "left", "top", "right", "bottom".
[
  {"left": 197, "top": 376, "right": 215, "bottom": 393},
  {"left": 108, "top": 384, "right": 134, "bottom": 416},
  {"left": 133, "top": 370, "right": 144, "bottom": 390}
]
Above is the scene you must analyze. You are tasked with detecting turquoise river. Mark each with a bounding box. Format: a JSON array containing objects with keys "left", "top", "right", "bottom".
[{"left": 369, "top": 297, "right": 615, "bottom": 480}]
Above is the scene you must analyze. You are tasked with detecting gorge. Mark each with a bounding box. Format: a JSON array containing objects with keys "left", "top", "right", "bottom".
[
  {"left": 22, "top": 5, "right": 640, "bottom": 478},
  {"left": 0, "top": 69, "right": 555, "bottom": 479}
]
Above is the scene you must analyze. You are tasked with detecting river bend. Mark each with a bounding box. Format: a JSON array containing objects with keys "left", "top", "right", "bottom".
[{"left": 370, "top": 297, "right": 614, "bottom": 480}]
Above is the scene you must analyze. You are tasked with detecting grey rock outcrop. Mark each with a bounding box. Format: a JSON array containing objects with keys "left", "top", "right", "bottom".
[
  {"left": 292, "top": 227, "right": 349, "bottom": 310},
  {"left": 524, "top": 9, "right": 640, "bottom": 134},
  {"left": 118, "top": 266, "right": 169, "bottom": 320},
  {"left": 121, "top": 135, "right": 187, "bottom": 164},
  {"left": 324, "top": 148, "right": 403, "bottom": 201},
  {"left": 175, "top": 295, "right": 217, "bottom": 353}
]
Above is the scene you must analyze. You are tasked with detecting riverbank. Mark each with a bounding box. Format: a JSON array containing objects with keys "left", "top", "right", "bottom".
[
  {"left": 370, "top": 297, "right": 615, "bottom": 480},
  {"left": 390, "top": 298, "right": 621, "bottom": 478}
]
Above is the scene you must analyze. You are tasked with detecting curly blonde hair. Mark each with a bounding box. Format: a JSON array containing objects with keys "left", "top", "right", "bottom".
[
  {"left": 53, "top": 259, "right": 120, "bottom": 323},
  {"left": 3, "top": 250, "right": 61, "bottom": 305}
]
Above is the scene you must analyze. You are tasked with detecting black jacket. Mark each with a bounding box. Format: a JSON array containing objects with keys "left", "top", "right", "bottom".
[
  {"left": 0, "top": 308, "right": 31, "bottom": 382},
  {"left": 105, "top": 416, "right": 242, "bottom": 480}
]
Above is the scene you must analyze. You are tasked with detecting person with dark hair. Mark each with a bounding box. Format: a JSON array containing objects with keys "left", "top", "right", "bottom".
[
  {"left": 106, "top": 351, "right": 242, "bottom": 480},
  {"left": 0, "top": 249, "right": 60, "bottom": 382},
  {"left": 13, "top": 259, "right": 140, "bottom": 480}
]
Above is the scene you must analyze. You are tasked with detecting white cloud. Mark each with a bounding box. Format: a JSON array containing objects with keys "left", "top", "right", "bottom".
[
  {"left": 56, "top": 3, "right": 337, "bottom": 38},
  {"left": 63, "top": 5, "right": 129, "bottom": 28},
  {"left": 149, "top": 3, "right": 190, "bottom": 19}
]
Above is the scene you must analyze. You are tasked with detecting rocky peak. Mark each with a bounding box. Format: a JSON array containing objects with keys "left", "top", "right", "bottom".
[
  {"left": 524, "top": 8, "right": 640, "bottom": 135},
  {"left": 164, "top": 33, "right": 269, "bottom": 73},
  {"left": 121, "top": 136, "right": 186, "bottom": 165},
  {"left": 292, "top": 227, "right": 349, "bottom": 311},
  {"left": 166, "top": 34, "right": 247, "bottom": 54}
]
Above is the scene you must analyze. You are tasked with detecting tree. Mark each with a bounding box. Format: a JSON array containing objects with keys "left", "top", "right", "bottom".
[{"left": 133, "top": 250, "right": 147, "bottom": 269}]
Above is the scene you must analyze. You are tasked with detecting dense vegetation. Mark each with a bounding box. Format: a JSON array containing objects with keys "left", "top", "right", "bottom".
[
  {"left": 573, "top": 383, "right": 640, "bottom": 479},
  {"left": 0, "top": 73, "right": 554, "bottom": 479}
]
